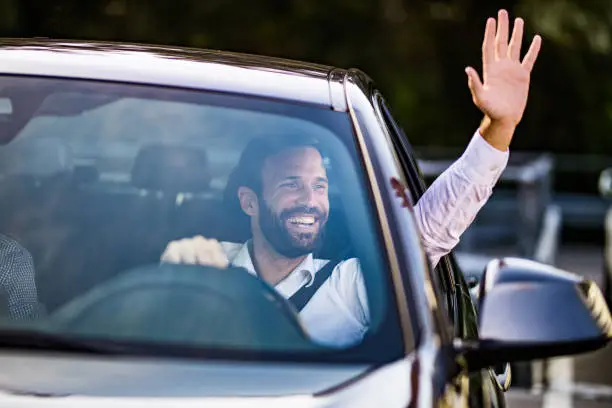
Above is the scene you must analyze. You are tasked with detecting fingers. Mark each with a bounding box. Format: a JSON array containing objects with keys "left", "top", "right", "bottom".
[
  {"left": 482, "top": 17, "right": 496, "bottom": 67},
  {"left": 495, "top": 9, "right": 509, "bottom": 58},
  {"left": 508, "top": 17, "right": 524, "bottom": 61},
  {"left": 193, "top": 236, "right": 211, "bottom": 265},
  {"left": 483, "top": 9, "right": 541, "bottom": 71},
  {"left": 522, "top": 34, "right": 542, "bottom": 72},
  {"left": 191, "top": 236, "right": 229, "bottom": 268},
  {"left": 161, "top": 241, "right": 183, "bottom": 263},
  {"left": 208, "top": 239, "right": 230, "bottom": 269},
  {"left": 161, "top": 239, "right": 198, "bottom": 264},
  {"left": 465, "top": 67, "right": 484, "bottom": 99},
  {"left": 160, "top": 236, "right": 229, "bottom": 269}
]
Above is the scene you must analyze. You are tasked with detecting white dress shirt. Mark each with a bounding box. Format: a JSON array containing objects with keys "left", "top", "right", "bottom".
[{"left": 220, "top": 130, "right": 509, "bottom": 348}]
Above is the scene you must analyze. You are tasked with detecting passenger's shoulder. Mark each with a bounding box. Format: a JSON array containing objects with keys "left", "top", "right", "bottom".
[{"left": 0, "top": 234, "right": 32, "bottom": 262}]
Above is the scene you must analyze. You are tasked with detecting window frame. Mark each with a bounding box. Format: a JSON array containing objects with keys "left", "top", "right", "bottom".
[
  {"left": 371, "top": 91, "right": 457, "bottom": 339},
  {"left": 0, "top": 74, "right": 408, "bottom": 365}
]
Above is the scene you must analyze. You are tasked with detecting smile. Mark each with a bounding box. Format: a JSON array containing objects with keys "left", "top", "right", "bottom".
[{"left": 287, "top": 216, "right": 316, "bottom": 226}]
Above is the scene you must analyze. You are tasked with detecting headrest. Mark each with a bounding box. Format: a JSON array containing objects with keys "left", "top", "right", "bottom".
[
  {"left": 131, "top": 144, "right": 211, "bottom": 192},
  {"left": 0, "top": 137, "right": 73, "bottom": 177}
]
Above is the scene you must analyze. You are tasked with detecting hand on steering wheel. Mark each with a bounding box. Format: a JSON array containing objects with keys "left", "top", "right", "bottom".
[{"left": 161, "top": 235, "right": 229, "bottom": 268}]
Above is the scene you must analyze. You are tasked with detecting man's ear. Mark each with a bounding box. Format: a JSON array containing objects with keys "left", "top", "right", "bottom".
[{"left": 238, "top": 186, "right": 258, "bottom": 217}]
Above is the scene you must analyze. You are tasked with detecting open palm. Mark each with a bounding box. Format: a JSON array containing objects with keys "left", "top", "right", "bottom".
[{"left": 466, "top": 10, "right": 542, "bottom": 127}]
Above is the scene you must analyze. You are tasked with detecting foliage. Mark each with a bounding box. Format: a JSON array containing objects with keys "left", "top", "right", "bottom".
[{"left": 0, "top": 0, "right": 609, "bottom": 154}]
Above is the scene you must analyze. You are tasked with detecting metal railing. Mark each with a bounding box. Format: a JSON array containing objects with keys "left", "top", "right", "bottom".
[{"left": 533, "top": 204, "right": 563, "bottom": 266}]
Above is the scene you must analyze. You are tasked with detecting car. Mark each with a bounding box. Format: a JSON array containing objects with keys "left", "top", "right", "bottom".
[{"left": 0, "top": 39, "right": 609, "bottom": 408}]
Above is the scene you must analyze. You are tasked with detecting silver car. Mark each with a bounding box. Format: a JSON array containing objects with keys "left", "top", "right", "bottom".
[{"left": 0, "top": 39, "right": 608, "bottom": 408}]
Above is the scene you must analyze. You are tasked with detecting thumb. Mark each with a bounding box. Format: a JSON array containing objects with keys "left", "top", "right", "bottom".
[{"left": 465, "top": 67, "right": 484, "bottom": 99}]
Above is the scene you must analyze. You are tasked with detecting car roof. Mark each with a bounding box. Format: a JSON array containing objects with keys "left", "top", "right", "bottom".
[{"left": 0, "top": 38, "right": 358, "bottom": 109}]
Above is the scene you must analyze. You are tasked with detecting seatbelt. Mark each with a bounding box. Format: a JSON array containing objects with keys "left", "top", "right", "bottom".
[
  {"left": 288, "top": 259, "right": 339, "bottom": 312},
  {"left": 246, "top": 240, "right": 340, "bottom": 313}
]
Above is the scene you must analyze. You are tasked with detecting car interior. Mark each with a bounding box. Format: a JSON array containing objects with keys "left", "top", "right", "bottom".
[
  {"left": 0, "top": 102, "right": 364, "bottom": 328},
  {"left": 0, "top": 134, "right": 354, "bottom": 315},
  {"left": 0, "top": 73, "right": 414, "bottom": 356}
]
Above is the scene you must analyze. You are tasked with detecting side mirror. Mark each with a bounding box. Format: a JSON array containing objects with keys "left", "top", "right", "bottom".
[
  {"left": 458, "top": 258, "right": 612, "bottom": 372},
  {"left": 600, "top": 168, "right": 612, "bottom": 197}
]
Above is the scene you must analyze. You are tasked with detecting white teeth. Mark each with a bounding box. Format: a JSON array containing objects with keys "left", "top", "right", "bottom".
[{"left": 288, "top": 216, "right": 315, "bottom": 225}]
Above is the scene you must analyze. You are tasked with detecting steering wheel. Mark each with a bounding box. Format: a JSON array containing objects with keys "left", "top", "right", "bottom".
[{"left": 47, "top": 263, "right": 320, "bottom": 351}]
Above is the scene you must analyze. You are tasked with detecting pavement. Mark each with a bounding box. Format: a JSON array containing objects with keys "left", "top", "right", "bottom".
[{"left": 506, "top": 388, "right": 612, "bottom": 408}]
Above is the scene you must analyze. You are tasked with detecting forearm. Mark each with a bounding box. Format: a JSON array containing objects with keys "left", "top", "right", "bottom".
[
  {"left": 479, "top": 115, "right": 517, "bottom": 152},
  {"left": 415, "top": 128, "right": 509, "bottom": 268}
]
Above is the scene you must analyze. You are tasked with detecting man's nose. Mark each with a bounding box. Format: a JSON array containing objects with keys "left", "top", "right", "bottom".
[{"left": 297, "top": 185, "right": 316, "bottom": 206}]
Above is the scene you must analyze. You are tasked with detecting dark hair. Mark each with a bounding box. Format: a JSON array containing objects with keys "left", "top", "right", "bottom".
[{"left": 223, "top": 134, "right": 323, "bottom": 217}]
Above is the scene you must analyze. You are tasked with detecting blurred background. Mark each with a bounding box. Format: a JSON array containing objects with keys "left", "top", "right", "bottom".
[
  {"left": 1, "top": 0, "right": 611, "bottom": 406},
  {"left": 0, "top": 0, "right": 609, "bottom": 238}
]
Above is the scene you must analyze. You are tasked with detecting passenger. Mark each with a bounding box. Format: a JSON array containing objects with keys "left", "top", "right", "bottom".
[{"left": 0, "top": 234, "right": 44, "bottom": 320}]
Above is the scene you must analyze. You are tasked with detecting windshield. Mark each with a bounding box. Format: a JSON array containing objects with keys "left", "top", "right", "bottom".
[{"left": 0, "top": 75, "right": 403, "bottom": 363}]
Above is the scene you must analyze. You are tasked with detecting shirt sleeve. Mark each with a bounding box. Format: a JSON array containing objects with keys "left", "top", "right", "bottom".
[
  {"left": 413, "top": 130, "right": 510, "bottom": 268},
  {"left": 0, "top": 235, "right": 45, "bottom": 320}
]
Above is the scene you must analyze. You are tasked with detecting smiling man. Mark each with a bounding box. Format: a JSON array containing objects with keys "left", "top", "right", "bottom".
[
  {"left": 226, "top": 139, "right": 331, "bottom": 287},
  {"left": 161, "top": 9, "right": 542, "bottom": 347}
]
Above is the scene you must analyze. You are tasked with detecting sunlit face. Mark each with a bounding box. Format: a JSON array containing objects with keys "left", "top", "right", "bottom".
[{"left": 257, "top": 146, "right": 329, "bottom": 258}]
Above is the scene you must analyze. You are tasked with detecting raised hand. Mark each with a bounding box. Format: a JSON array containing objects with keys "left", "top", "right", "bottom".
[{"left": 466, "top": 9, "right": 542, "bottom": 151}]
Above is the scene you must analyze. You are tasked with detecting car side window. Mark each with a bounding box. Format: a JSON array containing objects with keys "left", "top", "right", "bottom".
[
  {"left": 375, "top": 97, "right": 428, "bottom": 197},
  {"left": 376, "top": 100, "right": 479, "bottom": 338},
  {"left": 445, "top": 253, "right": 481, "bottom": 340},
  {"left": 432, "top": 256, "right": 459, "bottom": 328},
  {"left": 373, "top": 93, "right": 459, "bottom": 326}
]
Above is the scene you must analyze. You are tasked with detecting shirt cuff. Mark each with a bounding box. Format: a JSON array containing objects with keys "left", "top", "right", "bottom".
[{"left": 456, "top": 129, "right": 510, "bottom": 185}]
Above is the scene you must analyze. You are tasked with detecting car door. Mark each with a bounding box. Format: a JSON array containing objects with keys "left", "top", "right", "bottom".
[
  {"left": 445, "top": 254, "right": 508, "bottom": 408},
  {"left": 372, "top": 92, "right": 506, "bottom": 408}
]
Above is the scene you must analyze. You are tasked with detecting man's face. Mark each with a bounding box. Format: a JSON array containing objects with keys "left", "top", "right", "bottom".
[{"left": 257, "top": 146, "right": 329, "bottom": 258}]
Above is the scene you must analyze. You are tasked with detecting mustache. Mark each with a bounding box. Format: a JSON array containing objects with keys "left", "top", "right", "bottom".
[{"left": 280, "top": 206, "right": 325, "bottom": 220}]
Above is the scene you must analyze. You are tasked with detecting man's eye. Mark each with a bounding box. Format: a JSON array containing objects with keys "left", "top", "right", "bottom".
[
  {"left": 313, "top": 184, "right": 327, "bottom": 191},
  {"left": 281, "top": 182, "right": 298, "bottom": 189}
]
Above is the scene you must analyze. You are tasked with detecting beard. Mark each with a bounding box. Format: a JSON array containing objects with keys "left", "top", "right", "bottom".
[{"left": 259, "top": 201, "right": 327, "bottom": 259}]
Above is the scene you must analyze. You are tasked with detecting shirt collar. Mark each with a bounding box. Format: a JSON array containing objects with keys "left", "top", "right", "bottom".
[{"left": 229, "top": 240, "right": 317, "bottom": 286}]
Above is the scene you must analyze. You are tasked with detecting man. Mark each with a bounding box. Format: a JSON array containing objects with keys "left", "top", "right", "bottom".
[
  {"left": 161, "top": 10, "right": 542, "bottom": 347},
  {"left": 0, "top": 234, "right": 44, "bottom": 320}
]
